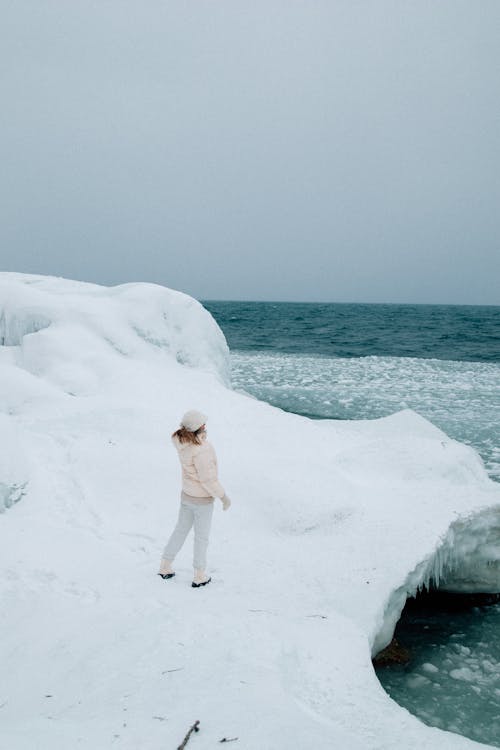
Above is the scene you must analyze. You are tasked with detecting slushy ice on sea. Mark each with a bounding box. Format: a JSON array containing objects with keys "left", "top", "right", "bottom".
[
  {"left": 376, "top": 597, "right": 500, "bottom": 748},
  {"left": 229, "top": 351, "right": 500, "bottom": 482}
]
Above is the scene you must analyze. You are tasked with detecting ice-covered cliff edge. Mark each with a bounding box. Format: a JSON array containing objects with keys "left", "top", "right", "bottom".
[
  {"left": 0, "top": 273, "right": 499, "bottom": 750},
  {"left": 0, "top": 272, "right": 229, "bottom": 394}
]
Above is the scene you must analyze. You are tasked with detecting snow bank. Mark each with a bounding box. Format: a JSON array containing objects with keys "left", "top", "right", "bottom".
[
  {"left": 0, "top": 273, "right": 499, "bottom": 750},
  {"left": 0, "top": 273, "right": 230, "bottom": 393}
]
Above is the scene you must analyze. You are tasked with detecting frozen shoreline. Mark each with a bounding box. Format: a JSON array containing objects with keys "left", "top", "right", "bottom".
[
  {"left": 1, "top": 273, "right": 499, "bottom": 749},
  {"left": 228, "top": 350, "right": 500, "bottom": 483}
]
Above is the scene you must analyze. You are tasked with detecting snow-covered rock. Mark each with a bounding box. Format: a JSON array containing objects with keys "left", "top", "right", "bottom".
[{"left": 0, "top": 273, "right": 499, "bottom": 749}]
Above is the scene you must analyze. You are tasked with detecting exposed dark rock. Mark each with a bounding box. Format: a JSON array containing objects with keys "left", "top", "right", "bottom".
[{"left": 373, "top": 638, "right": 411, "bottom": 667}]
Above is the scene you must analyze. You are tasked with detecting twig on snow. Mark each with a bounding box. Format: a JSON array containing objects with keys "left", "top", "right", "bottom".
[
  {"left": 177, "top": 720, "right": 200, "bottom": 749},
  {"left": 220, "top": 737, "right": 239, "bottom": 743},
  {"left": 306, "top": 614, "right": 327, "bottom": 619},
  {"left": 161, "top": 667, "right": 184, "bottom": 674}
]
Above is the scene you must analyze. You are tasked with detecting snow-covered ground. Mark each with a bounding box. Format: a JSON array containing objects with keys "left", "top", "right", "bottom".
[{"left": 1, "top": 273, "right": 499, "bottom": 750}]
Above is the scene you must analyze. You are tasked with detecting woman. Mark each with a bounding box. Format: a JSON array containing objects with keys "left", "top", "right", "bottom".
[{"left": 158, "top": 410, "right": 231, "bottom": 588}]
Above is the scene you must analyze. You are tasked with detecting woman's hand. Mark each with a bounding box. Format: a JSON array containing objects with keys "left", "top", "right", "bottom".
[{"left": 221, "top": 494, "right": 232, "bottom": 511}]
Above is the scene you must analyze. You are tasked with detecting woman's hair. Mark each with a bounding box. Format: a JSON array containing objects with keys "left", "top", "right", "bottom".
[{"left": 172, "top": 426, "right": 205, "bottom": 445}]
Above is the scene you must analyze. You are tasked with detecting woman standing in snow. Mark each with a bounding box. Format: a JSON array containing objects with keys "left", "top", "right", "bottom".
[{"left": 158, "top": 410, "right": 231, "bottom": 588}]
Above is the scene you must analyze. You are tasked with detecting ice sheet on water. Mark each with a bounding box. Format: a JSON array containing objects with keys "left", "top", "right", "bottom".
[
  {"left": 422, "top": 663, "right": 439, "bottom": 674},
  {"left": 230, "top": 351, "right": 500, "bottom": 481}
]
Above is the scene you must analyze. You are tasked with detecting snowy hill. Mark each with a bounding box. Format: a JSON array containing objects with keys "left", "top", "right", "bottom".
[{"left": 1, "top": 273, "right": 499, "bottom": 750}]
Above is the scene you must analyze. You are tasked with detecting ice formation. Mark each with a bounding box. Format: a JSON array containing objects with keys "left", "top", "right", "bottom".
[
  {"left": 0, "top": 273, "right": 499, "bottom": 750},
  {"left": 0, "top": 273, "right": 230, "bottom": 390},
  {"left": 375, "top": 506, "right": 500, "bottom": 655}
]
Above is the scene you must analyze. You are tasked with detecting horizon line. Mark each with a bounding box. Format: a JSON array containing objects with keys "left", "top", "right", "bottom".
[{"left": 200, "top": 298, "right": 500, "bottom": 308}]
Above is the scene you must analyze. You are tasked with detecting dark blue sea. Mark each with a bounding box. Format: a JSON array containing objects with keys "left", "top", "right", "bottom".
[
  {"left": 202, "top": 301, "right": 500, "bottom": 747},
  {"left": 204, "top": 301, "right": 500, "bottom": 362}
]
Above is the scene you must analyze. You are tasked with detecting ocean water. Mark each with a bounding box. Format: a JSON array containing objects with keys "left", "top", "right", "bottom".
[
  {"left": 203, "top": 301, "right": 500, "bottom": 362},
  {"left": 375, "top": 599, "right": 500, "bottom": 747},
  {"left": 204, "top": 301, "right": 500, "bottom": 482},
  {"left": 204, "top": 300, "right": 500, "bottom": 746}
]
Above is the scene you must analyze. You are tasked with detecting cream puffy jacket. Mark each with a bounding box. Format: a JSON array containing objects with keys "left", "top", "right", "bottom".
[{"left": 172, "top": 435, "right": 226, "bottom": 499}]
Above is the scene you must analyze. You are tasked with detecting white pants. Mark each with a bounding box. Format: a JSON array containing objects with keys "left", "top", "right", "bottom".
[{"left": 162, "top": 498, "right": 214, "bottom": 570}]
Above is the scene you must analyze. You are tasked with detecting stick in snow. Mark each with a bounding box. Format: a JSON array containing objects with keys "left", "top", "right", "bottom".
[
  {"left": 306, "top": 614, "right": 327, "bottom": 619},
  {"left": 220, "top": 737, "right": 238, "bottom": 743},
  {"left": 177, "top": 720, "right": 200, "bottom": 750}
]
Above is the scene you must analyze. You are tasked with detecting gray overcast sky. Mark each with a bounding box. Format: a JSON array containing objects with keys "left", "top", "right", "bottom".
[{"left": 1, "top": 1, "right": 499, "bottom": 304}]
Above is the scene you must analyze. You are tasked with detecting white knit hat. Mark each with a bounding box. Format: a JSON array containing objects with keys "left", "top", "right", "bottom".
[{"left": 180, "top": 409, "right": 207, "bottom": 432}]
